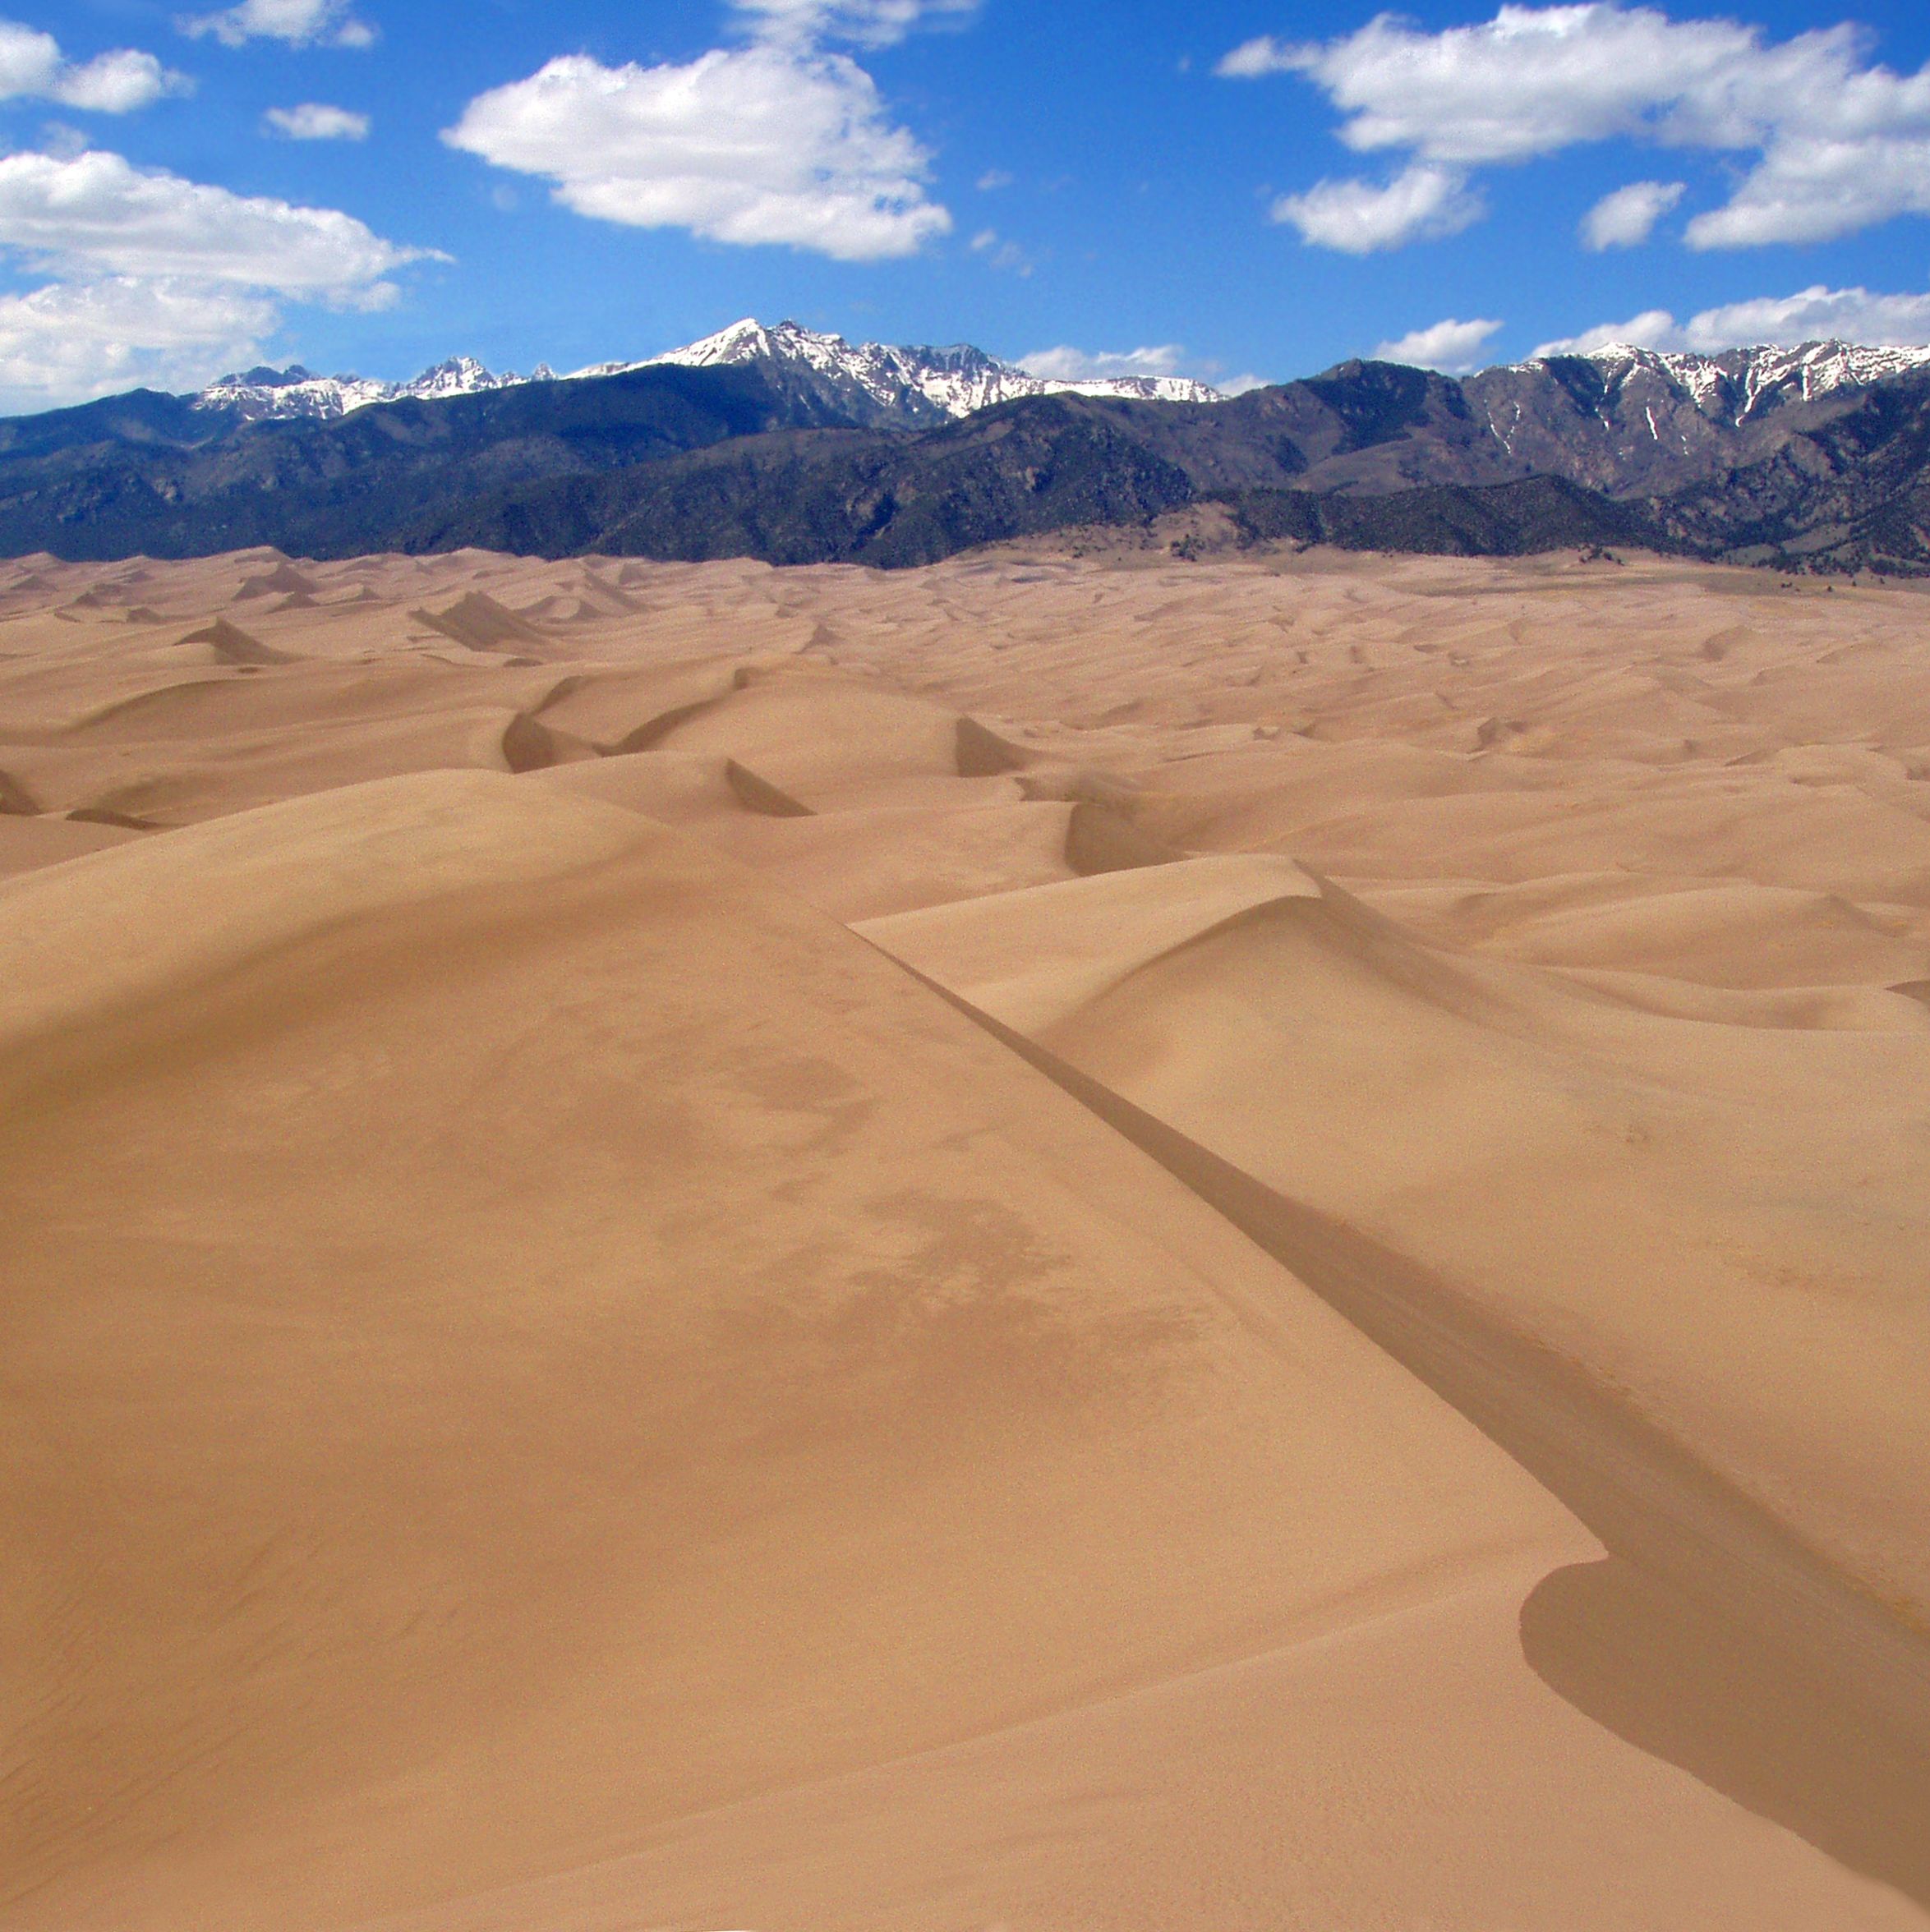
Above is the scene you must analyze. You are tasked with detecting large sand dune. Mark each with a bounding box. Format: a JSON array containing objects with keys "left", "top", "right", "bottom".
[{"left": 2, "top": 544, "right": 1927, "bottom": 1929}]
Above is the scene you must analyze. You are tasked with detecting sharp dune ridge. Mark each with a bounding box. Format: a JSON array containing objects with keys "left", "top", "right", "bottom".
[{"left": 1, "top": 541, "right": 1928, "bottom": 1930}]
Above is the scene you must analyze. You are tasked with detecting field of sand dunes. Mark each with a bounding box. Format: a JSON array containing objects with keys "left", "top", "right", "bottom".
[{"left": 2, "top": 541, "right": 1928, "bottom": 1931}]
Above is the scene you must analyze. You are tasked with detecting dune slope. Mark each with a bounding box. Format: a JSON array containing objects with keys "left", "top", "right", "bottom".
[{"left": 3, "top": 545, "right": 1928, "bottom": 1928}]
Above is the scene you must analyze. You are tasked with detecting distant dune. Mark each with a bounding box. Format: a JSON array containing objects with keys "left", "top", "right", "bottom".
[{"left": 2, "top": 543, "right": 1928, "bottom": 1930}]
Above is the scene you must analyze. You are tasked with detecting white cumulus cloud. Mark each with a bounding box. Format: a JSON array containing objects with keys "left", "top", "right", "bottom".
[
  {"left": 1372, "top": 317, "right": 1505, "bottom": 371},
  {"left": 0, "top": 148, "right": 426, "bottom": 297},
  {"left": 180, "top": 0, "right": 375, "bottom": 50},
  {"left": 1019, "top": 344, "right": 1191, "bottom": 381},
  {"left": 1537, "top": 283, "right": 1930, "bottom": 356},
  {"left": 1582, "top": 178, "right": 1684, "bottom": 248},
  {"left": 443, "top": 46, "right": 950, "bottom": 261},
  {"left": 0, "top": 19, "right": 183, "bottom": 112},
  {"left": 264, "top": 102, "right": 369, "bottom": 140},
  {"left": 1684, "top": 135, "right": 1930, "bottom": 248},
  {"left": 0, "top": 276, "right": 276, "bottom": 412},
  {"left": 0, "top": 148, "right": 436, "bottom": 410},
  {"left": 1223, "top": 2, "right": 1930, "bottom": 250},
  {"left": 1272, "top": 163, "right": 1483, "bottom": 253}
]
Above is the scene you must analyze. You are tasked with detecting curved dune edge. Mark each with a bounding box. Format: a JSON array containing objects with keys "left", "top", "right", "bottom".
[
  {"left": 858, "top": 852, "right": 1324, "bottom": 1034},
  {"left": 865, "top": 953, "right": 1930, "bottom": 1911}
]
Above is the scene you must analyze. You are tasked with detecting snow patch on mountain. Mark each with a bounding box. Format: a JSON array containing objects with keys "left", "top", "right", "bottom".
[
  {"left": 637, "top": 317, "right": 1223, "bottom": 413},
  {"left": 1510, "top": 339, "right": 1930, "bottom": 426},
  {"left": 191, "top": 329, "right": 1930, "bottom": 437},
  {"left": 191, "top": 319, "right": 1221, "bottom": 428},
  {"left": 194, "top": 357, "right": 540, "bottom": 423}
]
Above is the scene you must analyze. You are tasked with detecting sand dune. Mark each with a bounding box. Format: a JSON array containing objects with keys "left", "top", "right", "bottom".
[{"left": 2, "top": 544, "right": 1928, "bottom": 1929}]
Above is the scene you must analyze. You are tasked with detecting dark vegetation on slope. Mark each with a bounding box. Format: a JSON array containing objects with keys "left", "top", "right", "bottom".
[{"left": 9, "top": 353, "right": 1930, "bottom": 573}]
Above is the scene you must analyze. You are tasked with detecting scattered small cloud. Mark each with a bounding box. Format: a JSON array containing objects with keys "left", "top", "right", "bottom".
[
  {"left": 1214, "top": 35, "right": 1297, "bottom": 80},
  {"left": 180, "top": 0, "right": 375, "bottom": 50},
  {"left": 970, "top": 227, "right": 1031, "bottom": 274},
  {"left": 1372, "top": 315, "right": 1504, "bottom": 371},
  {"left": 1581, "top": 178, "right": 1684, "bottom": 251},
  {"left": 0, "top": 20, "right": 185, "bottom": 113},
  {"left": 1223, "top": 3, "right": 1930, "bottom": 251},
  {"left": 975, "top": 168, "right": 1013, "bottom": 191},
  {"left": 264, "top": 101, "right": 368, "bottom": 140},
  {"left": 1539, "top": 283, "right": 1930, "bottom": 357},
  {"left": 728, "top": 0, "right": 979, "bottom": 48},
  {"left": 1272, "top": 162, "right": 1482, "bottom": 253}
]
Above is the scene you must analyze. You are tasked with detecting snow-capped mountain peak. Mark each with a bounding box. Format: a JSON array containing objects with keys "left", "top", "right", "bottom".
[
  {"left": 189, "top": 320, "right": 1221, "bottom": 430},
  {"left": 192, "top": 357, "right": 528, "bottom": 424},
  {"left": 632, "top": 317, "right": 1223, "bottom": 418},
  {"left": 196, "top": 320, "right": 1221, "bottom": 430}
]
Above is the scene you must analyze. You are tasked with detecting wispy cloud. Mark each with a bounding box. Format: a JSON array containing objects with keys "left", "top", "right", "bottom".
[
  {"left": 1019, "top": 343, "right": 1189, "bottom": 380},
  {"left": 1580, "top": 179, "right": 1685, "bottom": 250},
  {"left": 970, "top": 228, "right": 1032, "bottom": 274},
  {"left": 180, "top": 0, "right": 375, "bottom": 50},
  {"left": 728, "top": 0, "right": 978, "bottom": 48},
  {"left": 1372, "top": 316, "right": 1504, "bottom": 371},
  {"left": 1273, "top": 163, "right": 1483, "bottom": 253},
  {"left": 264, "top": 102, "right": 369, "bottom": 140}
]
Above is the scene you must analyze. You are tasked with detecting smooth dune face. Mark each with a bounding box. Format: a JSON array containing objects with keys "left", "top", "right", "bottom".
[{"left": 2, "top": 545, "right": 1928, "bottom": 1930}]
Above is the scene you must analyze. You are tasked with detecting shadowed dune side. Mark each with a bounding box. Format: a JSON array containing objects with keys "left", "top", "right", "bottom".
[
  {"left": 177, "top": 618, "right": 298, "bottom": 668},
  {"left": 1065, "top": 798, "right": 1182, "bottom": 874},
  {"left": 408, "top": 592, "right": 546, "bottom": 654},
  {"left": 724, "top": 754, "right": 814, "bottom": 816},
  {"left": 868, "top": 945, "right": 1930, "bottom": 1911},
  {"left": 955, "top": 714, "right": 1034, "bottom": 777},
  {"left": 864, "top": 853, "right": 1930, "bottom": 1911},
  {"left": 497, "top": 709, "right": 588, "bottom": 775}
]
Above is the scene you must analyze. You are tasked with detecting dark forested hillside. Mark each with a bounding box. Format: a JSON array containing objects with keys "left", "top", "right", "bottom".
[{"left": 8, "top": 346, "right": 1930, "bottom": 572}]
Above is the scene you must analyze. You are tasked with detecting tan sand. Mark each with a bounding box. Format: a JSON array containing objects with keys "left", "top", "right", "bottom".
[{"left": 2, "top": 543, "right": 1927, "bottom": 1930}]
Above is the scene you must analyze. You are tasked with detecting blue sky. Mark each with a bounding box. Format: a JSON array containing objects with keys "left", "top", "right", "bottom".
[{"left": 11, "top": 0, "right": 1930, "bottom": 407}]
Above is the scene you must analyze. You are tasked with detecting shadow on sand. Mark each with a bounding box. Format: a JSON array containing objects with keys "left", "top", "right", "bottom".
[{"left": 886, "top": 955, "right": 1930, "bottom": 1913}]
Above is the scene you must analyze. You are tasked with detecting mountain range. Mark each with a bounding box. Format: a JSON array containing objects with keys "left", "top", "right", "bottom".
[
  {"left": 188, "top": 319, "right": 1223, "bottom": 429},
  {"left": 10, "top": 320, "right": 1930, "bottom": 573}
]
